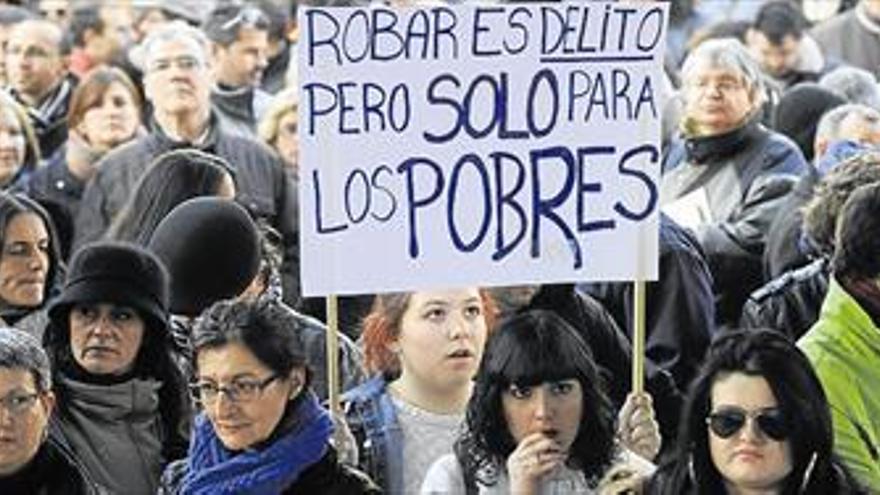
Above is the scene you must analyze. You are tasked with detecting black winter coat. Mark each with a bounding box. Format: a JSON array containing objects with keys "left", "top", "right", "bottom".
[
  {"left": 158, "top": 447, "right": 380, "bottom": 495},
  {"left": 0, "top": 429, "right": 106, "bottom": 495},
  {"left": 581, "top": 215, "right": 715, "bottom": 393},
  {"left": 740, "top": 257, "right": 829, "bottom": 340}
]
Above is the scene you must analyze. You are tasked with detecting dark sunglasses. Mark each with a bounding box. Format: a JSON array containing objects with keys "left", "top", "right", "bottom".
[{"left": 706, "top": 407, "right": 788, "bottom": 441}]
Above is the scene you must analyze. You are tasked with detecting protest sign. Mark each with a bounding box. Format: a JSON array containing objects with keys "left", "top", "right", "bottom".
[{"left": 299, "top": 2, "right": 668, "bottom": 296}]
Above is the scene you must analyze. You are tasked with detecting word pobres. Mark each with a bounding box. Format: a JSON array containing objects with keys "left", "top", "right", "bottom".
[{"left": 309, "top": 144, "right": 659, "bottom": 269}]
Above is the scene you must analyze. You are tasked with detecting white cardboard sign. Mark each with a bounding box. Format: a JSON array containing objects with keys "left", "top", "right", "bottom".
[{"left": 299, "top": 2, "right": 668, "bottom": 296}]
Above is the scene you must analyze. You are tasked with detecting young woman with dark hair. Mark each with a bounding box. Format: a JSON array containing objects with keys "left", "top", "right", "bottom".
[
  {"left": 421, "top": 309, "right": 657, "bottom": 494},
  {"left": 649, "top": 329, "right": 864, "bottom": 494}
]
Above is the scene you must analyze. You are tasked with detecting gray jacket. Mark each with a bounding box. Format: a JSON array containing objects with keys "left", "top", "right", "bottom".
[
  {"left": 52, "top": 376, "right": 165, "bottom": 495},
  {"left": 661, "top": 120, "right": 807, "bottom": 324}
]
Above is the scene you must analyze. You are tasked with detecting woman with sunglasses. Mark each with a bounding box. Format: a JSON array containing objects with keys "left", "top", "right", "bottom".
[
  {"left": 647, "top": 329, "right": 865, "bottom": 494},
  {"left": 159, "top": 298, "right": 378, "bottom": 494}
]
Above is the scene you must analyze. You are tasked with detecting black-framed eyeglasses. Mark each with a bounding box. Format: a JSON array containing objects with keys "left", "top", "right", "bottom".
[
  {"left": 706, "top": 406, "right": 788, "bottom": 441},
  {"left": 0, "top": 391, "right": 40, "bottom": 415},
  {"left": 190, "top": 374, "right": 279, "bottom": 405}
]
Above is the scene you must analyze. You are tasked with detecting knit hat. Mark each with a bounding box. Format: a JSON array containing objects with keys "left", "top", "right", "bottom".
[
  {"left": 48, "top": 242, "right": 170, "bottom": 332},
  {"left": 773, "top": 82, "right": 846, "bottom": 161},
  {"left": 148, "top": 197, "right": 260, "bottom": 317}
]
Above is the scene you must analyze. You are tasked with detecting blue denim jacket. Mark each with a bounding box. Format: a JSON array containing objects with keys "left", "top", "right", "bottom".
[{"left": 342, "top": 376, "right": 403, "bottom": 494}]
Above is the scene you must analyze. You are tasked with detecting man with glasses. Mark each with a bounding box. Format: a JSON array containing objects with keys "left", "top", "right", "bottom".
[
  {"left": 74, "top": 22, "right": 303, "bottom": 307},
  {"left": 203, "top": 4, "right": 272, "bottom": 137},
  {"left": 0, "top": 327, "right": 101, "bottom": 493},
  {"left": 5, "top": 18, "right": 75, "bottom": 159},
  {"left": 660, "top": 38, "right": 807, "bottom": 328}
]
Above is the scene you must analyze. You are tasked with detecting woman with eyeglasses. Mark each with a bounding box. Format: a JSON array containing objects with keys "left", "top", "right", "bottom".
[
  {"left": 647, "top": 329, "right": 865, "bottom": 494},
  {"left": 159, "top": 298, "right": 379, "bottom": 494},
  {"left": 420, "top": 309, "right": 657, "bottom": 494},
  {"left": 0, "top": 327, "right": 102, "bottom": 494},
  {"left": 42, "top": 242, "right": 190, "bottom": 495}
]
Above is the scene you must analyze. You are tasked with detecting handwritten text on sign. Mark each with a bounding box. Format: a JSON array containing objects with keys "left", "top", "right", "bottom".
[{"left": 299, "top": 3, "right": 667, "bottom": 296}]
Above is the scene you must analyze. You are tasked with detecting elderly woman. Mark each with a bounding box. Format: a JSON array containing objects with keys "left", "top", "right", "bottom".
[
  {"left": 342, "top": 287, "right": 496, "bottom": 494},
  {"left": 648, "top": 329, "right": 864, "bottom": 494},
  {"left": 0, "top": 327, "right": 101, "bottom": 493},
  {"left": 159, "top": 298, "right": 378, "bottom": 494},
  {"left": 42, "top": 242, "right": 189, "bottom": 494},
  {"left": 420, "top": 310, "right": 658, "bottom": 494},
  {"left": 0, "top": 192, "right": 63, "bottom": 339},
  {"left": 26, "top": 66, "right": 143, "bottom": 258},
  {"left": 661, "top": 38, "right": 807, "bottom": 326}
]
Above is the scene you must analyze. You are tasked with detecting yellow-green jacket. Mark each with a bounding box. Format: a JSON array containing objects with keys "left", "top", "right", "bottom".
[{"left": 799, "top": 278, "right": 880, "bottom": 492}]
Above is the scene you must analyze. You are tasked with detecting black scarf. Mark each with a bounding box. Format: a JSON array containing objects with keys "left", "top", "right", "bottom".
[{"left": 684, "top": 117, "right": 763, "bottom": 165}]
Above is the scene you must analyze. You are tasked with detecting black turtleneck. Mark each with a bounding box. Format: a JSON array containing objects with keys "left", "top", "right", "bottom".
[{"left": 684, "top": 117, "right": 766, "bottom": 165}]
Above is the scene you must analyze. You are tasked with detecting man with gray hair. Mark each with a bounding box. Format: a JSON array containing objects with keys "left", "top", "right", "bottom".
[
  {"left": 0, "top": 327, "right": 101, "bottom": 493},
  {"left": 661, "top": 38, "right": 807, "bottom": 326},
  {"left": 765, "top": 103, "right": 880, "bottom": 278},
  {"left": 74, "top": 22, "right": 303, "bottom": 306},
  {"left": 820, "top": 65, "right": 880, "bottom": 110}
]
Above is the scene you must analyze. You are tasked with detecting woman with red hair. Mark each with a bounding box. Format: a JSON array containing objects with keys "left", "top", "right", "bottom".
[{"left": 342, "top": 288, "right": 496, "bottom": 494}]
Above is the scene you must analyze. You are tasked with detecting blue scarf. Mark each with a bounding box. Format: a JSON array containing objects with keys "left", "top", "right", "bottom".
[{"left": 179, "top": 393, "right": 333, "bottom": 495}]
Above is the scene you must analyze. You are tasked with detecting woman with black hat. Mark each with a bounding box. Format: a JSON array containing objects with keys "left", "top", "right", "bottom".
[{"left": 42, "top": 241, "right": 190, "bottom": 495}]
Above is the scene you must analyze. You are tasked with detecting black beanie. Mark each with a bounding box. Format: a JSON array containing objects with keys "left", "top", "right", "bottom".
[
  {"left": 48, "top": 242, "right": 170, "bottom": 332},
  {"left": 773, "top": 82, "right": 846, "bottom": 161},
  {"left": 147, "top": 197, "right": 260, "bottom": 317}
]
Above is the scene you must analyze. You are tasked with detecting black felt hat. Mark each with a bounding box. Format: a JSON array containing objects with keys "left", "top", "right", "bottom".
[
  {"left": 48, "top": 242, "right": 170, "bottom": 331},
  {"left": 147, "top": 197, "right": 260, "bottom": 317}
]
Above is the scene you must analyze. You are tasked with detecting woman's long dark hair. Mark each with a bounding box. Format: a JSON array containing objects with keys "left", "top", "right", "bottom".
[
  {"left": 105, "top": 149, "right": 234, "bottom": 246},
  {"left": 455, "top": 309, "right": 616, "bottom": 488},
  {"left": 648, "top": 329, "right": 866, "bottom": 495},
  {"left": 0, "top": 192, "right": 63, "bottom": 310}
]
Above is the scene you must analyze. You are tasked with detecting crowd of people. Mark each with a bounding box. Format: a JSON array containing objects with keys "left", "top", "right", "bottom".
[{"left": 0, "top": 0, "right": 879, "bottom": 494}]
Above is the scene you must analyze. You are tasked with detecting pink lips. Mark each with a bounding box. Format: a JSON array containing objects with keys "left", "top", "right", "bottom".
[{"left": 733, "top": 449, "right": 764, "bottom": 461}]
